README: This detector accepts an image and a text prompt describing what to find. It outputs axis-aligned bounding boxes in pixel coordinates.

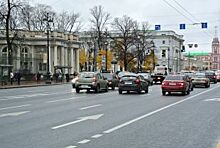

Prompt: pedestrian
[65,73,70,82]
[10,71,14,85]
[37,72,41,83]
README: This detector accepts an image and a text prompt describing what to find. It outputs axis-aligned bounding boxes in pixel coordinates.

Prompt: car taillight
[162,81,167,86]
[177,81,185,86]
[135,79,140,84]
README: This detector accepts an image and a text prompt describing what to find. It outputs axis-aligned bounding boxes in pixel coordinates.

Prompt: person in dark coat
[16,71,21,85]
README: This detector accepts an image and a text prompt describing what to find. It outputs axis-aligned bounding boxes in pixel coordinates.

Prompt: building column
[64,47,68,73]
[70,48,74,74]
[61,46,65,66]
[75,49,79,72]
[53,45,57,73]
[31,46,35,73]
[16,47,21,71]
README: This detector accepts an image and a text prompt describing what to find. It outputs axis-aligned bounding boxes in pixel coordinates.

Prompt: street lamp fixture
[43,13,53,84]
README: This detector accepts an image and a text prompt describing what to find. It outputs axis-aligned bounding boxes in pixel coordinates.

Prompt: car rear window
[165,75,183,80]
[79,73,94,78]
[195,73,206,78]
[121,75,137,80]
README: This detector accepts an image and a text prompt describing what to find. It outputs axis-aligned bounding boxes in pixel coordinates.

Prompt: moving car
[137,73,153,85]
[161,75,190,95]
[102,73,119,90]
[118,73,149,94]
[71,77,78,88]
[75,72,108,93]
[192,72,210,88]
[205,71,217,84]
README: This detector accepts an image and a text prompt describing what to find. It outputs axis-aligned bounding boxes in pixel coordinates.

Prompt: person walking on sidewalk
[36,72,41,83]
[15,71,21,85]
[10,71,14,85]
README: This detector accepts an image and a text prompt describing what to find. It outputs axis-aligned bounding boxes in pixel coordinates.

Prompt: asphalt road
[0,83,220,148]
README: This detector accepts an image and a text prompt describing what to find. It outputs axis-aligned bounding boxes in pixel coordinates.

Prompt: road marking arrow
[51,114,104,130]
[0,111,30,118]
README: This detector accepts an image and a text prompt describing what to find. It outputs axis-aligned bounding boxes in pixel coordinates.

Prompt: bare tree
[54,11,82,33]
[112,15,138,71]
[90,5,110,50]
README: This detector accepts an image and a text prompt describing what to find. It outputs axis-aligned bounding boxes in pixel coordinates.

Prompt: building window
[162,40,165,44]
[1,47,8,64]
[162,50,166,57]
[214,57,218,62]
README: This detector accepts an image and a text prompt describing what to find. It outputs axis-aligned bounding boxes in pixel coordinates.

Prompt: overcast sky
[31,0,220,52]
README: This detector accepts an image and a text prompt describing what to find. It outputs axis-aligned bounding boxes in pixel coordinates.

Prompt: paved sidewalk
[0,80,70,89]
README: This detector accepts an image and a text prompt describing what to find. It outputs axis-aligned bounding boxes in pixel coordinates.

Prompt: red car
[161,75,190,96]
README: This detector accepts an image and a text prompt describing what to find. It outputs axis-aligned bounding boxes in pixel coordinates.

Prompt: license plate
[80,85,90,88]
[125,82,132,84]
[169,83,176,85]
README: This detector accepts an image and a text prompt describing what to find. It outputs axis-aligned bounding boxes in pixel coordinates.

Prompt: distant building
[0,30,80,79]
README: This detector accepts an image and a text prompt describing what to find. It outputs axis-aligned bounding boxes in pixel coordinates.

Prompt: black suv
[205,71,217,84]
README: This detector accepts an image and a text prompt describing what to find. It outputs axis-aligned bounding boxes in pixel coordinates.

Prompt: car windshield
[195,73,206,78]
[79,72,94,78]
[165,75,183,80]
[102,73,113,79]
[138,73,150,78]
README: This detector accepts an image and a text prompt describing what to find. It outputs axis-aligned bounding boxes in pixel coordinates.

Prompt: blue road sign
[201,22,208,29]
[180,24,186,29]
[155,25,161,31]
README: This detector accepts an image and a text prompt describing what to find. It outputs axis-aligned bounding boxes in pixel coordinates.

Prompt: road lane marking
[79,104,102,110]
[91,134,103,139]
[204,98,220,102]
[103,85,220,134]
[0,111,30,118]
[0,104,31,111]
[78,139,90,144]
[0,93,49,101]
[46,97,84,103]
[51,114,103,130]
[65,146,77,148]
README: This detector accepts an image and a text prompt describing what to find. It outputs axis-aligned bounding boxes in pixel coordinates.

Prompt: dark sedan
[102,73,119,90]
[118,74,149,94]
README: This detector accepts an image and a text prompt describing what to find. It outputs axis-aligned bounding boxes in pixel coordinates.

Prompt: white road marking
[0,111,30,118]
[46,97,84,103]
[0,93,49,101]
[103,85,220,134]
[51,114,103,130]
[91,134,103,139]
[204,98,220,102]
[78,139,90,144]
[0,104,31,111]
[65,145,77,148]
[79,104,102,110]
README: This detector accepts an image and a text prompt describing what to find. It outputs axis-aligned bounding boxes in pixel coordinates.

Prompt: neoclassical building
[0,30,80,77]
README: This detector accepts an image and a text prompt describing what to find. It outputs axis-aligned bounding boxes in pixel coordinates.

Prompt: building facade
[0,30,80,79]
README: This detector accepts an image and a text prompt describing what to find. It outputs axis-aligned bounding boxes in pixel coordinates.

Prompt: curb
[0,83,70,89]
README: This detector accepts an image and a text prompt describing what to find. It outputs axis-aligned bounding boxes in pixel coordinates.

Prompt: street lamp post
[150,41,156,71]
[105,42,108,72]
[43,13,53,84]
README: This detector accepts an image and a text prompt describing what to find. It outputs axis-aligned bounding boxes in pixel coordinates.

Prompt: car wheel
[119,90,122,94]
[87,89,90,92]
[112,86,115,90]
[182,91,186,95]
[214,81,217,84]
[191,86,194,91]
[187,89,190,95]
[162,91,166,96]
[76,88,80,93]
[95,85,100,93]
[105,85,108,92]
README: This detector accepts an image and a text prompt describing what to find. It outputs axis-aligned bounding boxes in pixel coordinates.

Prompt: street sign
[201,22,208,28]
[180,24,186,29]
[155,25,161,31]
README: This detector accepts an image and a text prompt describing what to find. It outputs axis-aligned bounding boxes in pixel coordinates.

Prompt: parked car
[75,72,108,93]
[205,71,217,83]
[161,75,190,95]
[118,73,149,94]
[192,72,210,88]
[137,73,153,85]
[216,73,220,82]
[102,73,119,90]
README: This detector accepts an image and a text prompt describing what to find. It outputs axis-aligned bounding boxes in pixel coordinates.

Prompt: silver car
[75,72,108,93]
